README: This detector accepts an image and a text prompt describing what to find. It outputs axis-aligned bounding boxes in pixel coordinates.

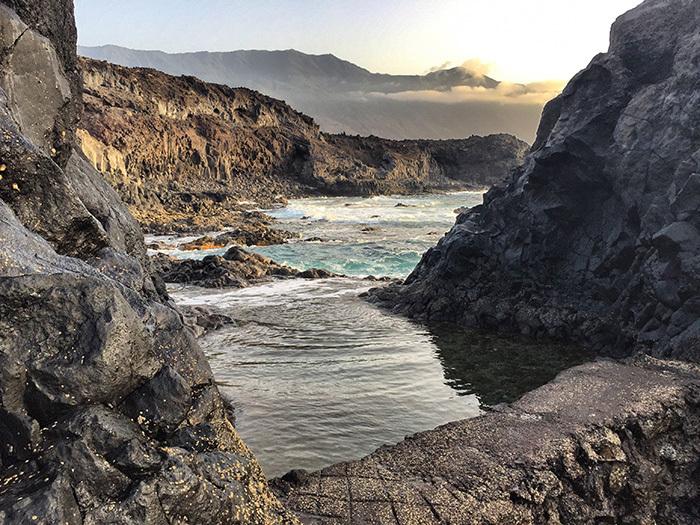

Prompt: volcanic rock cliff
[371,0,700,363]
[77,57,528,232]
[0,2,296,523]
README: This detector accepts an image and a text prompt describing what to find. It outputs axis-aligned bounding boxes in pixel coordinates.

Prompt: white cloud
[368,79,565,105]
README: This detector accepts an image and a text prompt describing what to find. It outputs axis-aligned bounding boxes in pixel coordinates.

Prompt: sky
[75,0,643,83]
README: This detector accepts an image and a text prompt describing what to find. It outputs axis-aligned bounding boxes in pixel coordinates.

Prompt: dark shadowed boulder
[371,0,700,363]
[0,1,297,523]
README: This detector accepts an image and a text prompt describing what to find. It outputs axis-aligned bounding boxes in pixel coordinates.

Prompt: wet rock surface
[277,357,700,524]
[152,246,335,289]
[77,57,528,232]
[0,2,297,523]
[180,305,236,339]
[370,0,700,363]
[178,222,292,251]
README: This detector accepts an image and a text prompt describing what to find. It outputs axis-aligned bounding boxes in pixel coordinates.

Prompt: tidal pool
[172,278,591,478]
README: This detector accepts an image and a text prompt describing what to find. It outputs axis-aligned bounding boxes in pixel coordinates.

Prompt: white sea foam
[153,192,486,278]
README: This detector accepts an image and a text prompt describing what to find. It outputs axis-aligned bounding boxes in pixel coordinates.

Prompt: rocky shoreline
[77,56,528,233]
[276,0,700,523]
[277,357,700,524]
[1,0,698,524]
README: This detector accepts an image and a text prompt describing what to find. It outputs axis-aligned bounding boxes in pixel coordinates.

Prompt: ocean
[157,193,591,477]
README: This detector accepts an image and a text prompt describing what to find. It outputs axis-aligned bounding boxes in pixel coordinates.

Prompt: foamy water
[251,192,484,277]
[163,193,592,478]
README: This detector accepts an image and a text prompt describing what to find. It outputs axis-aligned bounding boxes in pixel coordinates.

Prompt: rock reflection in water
[428,324,593,408]
[171,279,592,478]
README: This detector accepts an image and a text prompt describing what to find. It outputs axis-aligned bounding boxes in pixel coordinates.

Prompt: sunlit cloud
[368,78,565,106]
[405,58,563,105]
[458,58,493,78]
[426,61,452,74]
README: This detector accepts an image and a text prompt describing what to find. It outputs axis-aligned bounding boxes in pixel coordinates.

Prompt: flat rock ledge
[275,357,700,524]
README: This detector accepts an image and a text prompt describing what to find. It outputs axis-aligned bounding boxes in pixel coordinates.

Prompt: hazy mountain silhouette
[80,45,553,142]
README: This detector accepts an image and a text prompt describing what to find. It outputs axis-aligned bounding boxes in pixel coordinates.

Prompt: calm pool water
[162,193,594,477]
[171,278,591,478]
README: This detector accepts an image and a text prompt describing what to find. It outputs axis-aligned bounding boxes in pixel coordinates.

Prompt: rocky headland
[77,57,528,232]
[370,0,700,364]
[0,1,296,523]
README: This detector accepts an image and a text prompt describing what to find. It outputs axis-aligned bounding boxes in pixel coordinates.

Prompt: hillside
[79,45,551,142]
[78,57,528,232]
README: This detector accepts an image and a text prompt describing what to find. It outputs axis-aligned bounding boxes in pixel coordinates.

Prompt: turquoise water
[147,192,484,278]
[159,192,592,478]
[250,193,485,278]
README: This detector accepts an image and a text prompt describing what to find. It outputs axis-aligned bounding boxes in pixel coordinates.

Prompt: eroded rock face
[0,2,296,523]
[277,357,700,524]
[371,0,700,363]
[77,57,529,232]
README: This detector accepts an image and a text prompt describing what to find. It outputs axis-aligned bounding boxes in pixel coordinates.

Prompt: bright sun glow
[75,0,643,83]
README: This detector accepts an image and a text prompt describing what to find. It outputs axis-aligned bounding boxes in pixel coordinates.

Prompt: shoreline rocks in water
[369,0,700,364]
[179,304,236,338]
[77,56,529,232]
[276,357,700,524]
[178,223,293,251]
[152,246,336,288]
[0,2,295,522]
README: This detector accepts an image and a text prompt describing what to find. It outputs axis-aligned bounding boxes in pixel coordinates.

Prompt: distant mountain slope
[79,45,552,142]
[78,57,529,232]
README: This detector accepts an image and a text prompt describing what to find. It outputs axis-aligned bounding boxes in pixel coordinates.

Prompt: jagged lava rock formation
[371,0,700,363]
[77,57,528,232]
[0,1,296,523]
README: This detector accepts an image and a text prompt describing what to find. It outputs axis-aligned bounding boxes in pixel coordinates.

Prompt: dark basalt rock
[370,0,700,363]
[152,246,336,289]
[180,305,236,338]
[0,2,297,523]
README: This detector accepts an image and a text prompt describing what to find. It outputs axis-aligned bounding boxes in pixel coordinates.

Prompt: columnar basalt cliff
[77,57,528,232]
[0,2,296,523]
[371,0,700,363]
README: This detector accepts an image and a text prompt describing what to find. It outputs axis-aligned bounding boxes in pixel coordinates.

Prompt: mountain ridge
[79,44,546,141]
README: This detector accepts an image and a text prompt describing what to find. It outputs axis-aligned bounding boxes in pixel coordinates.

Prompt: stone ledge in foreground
[275,357,700,524]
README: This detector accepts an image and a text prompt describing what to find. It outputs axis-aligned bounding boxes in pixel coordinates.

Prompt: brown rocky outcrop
[0,2,296,523]
[77,57,528,232]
